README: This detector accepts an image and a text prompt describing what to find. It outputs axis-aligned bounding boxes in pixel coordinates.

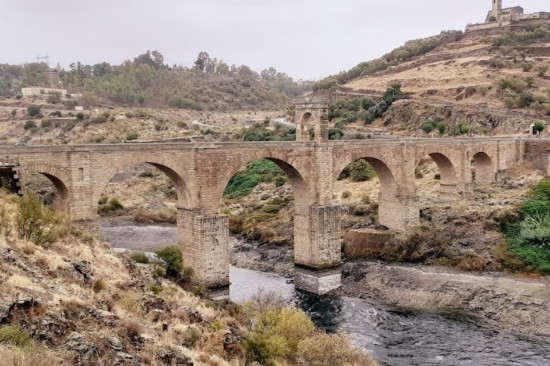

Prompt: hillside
[316,25,550,136]
[0,51,311,112]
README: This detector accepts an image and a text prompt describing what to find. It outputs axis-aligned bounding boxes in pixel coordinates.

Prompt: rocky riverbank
[338,261,550,339]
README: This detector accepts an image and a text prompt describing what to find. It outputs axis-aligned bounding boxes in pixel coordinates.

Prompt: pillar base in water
[209,286,229,301]
[294,266,341,295]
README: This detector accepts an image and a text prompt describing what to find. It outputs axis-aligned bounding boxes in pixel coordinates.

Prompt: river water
[102,223,550,366]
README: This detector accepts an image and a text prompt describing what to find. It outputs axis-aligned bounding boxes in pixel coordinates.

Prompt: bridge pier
[177,208,230,289]
[294,205,343,294]
[378,194,420,231]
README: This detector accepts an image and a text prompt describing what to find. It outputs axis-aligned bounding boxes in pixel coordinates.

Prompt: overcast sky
[0,0,548,79]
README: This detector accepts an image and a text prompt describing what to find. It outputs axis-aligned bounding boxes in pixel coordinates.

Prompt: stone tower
[492,0,502,18]
[294,95,329,142]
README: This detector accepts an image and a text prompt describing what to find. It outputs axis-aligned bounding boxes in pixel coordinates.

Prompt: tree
[27,105,41,117]
[437,123,446,135]
[534,121,545,135]
[134,50,165,69]
[194,51,211,72]
[261,67,277,81]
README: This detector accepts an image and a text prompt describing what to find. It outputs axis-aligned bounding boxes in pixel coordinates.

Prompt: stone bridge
[1,100,549,294]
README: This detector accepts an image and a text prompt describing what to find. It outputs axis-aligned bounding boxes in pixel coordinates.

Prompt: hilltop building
[466,0,550,32]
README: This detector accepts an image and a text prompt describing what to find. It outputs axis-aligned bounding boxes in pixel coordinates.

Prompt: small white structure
[21,87,67,97]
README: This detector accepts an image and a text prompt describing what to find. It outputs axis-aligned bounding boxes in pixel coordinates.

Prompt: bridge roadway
[1,137,548,294]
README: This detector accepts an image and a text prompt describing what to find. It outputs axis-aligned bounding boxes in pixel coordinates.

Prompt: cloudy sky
[0,0,548,79]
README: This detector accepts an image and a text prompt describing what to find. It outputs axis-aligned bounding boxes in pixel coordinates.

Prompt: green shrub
[434,173,441,180]
[244,307,315,364]
[437,123,446,135]
[328,128,344,140]
[533,121,545,134]
[126,133,138,141]
[421,121,434,134]
[518,214,550,249]
[98,198,124,214]
[498,77,526,93]
[458,122,471,135]
[130,251,150,264]
[492,26,550,46]
[15,194,67,248]
[519,200,550,217]
[93,279,106,293]
[23,120,36,130]
[536,64,549,77]
[348,159,377,182]
[0,326,31,347]
[76,112,85,120]
[533,179,550,200]
[40,118,51,128]
[155,245,183,277]
[274,176,286,187]
[98,196,109,205]
[224,159,284,198]
[27,105,41,117]
[503,179,550,273]
[169,95,202,110]
[146,283,162,294]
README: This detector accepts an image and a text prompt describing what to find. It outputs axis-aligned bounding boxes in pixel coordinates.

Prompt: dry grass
[0,344,64,366]
[117,291,143,317]
[6,275,40,291]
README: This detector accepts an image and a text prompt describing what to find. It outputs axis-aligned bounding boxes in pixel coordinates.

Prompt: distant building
[466,0,550,32]
[21,87,67,97]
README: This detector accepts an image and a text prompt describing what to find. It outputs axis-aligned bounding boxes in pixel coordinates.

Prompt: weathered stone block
[294,266,341,295]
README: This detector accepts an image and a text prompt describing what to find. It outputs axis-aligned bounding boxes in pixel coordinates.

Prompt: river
[101,222,550,366]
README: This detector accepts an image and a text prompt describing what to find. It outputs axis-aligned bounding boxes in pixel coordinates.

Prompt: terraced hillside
[318,26,550,136]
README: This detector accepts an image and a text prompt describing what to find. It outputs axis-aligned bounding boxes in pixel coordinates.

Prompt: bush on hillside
[502,179,550,273]
[27,105,41,117]
[14,194,70,248]
[297,332,378,366]
[155,245,183,277]
[243,307,315,364]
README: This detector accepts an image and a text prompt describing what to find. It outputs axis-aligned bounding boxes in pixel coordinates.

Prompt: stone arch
[426,153,457,183]
[92,158,190,213]
[19,162,71,212]
[415,152,459,201]
[298,112,314,141]
[334,156,397,197]
[301,112,312,124]
[217,155,312,208]
[472,152,494,184]
[335,155,399,229]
